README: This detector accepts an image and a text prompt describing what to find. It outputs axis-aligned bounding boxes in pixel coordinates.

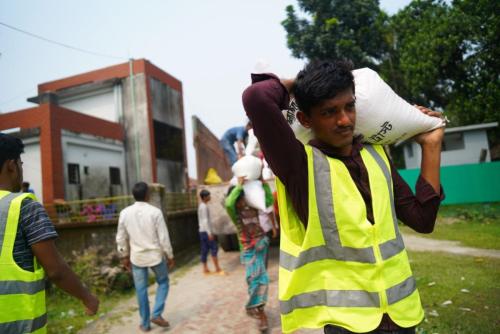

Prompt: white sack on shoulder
[353,68,444,144]
[282,68,445,145]
[243,180,267,211]
[231,155,262,180]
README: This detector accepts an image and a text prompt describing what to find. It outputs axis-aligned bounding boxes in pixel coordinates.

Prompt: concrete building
[0,59,188,203]
[399,122,498,169]
[192,116,232,184]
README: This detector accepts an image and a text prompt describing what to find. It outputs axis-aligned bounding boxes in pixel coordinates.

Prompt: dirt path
[402,234,500,258]
[79,247,321,334]
[79,235,499,334]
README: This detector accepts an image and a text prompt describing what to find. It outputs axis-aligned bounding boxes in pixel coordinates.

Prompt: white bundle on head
[282,68,445,145]
[242,180,267,211]
[231,155,262,181]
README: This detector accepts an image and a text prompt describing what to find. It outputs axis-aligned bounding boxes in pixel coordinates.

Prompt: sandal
[258,310,269,332]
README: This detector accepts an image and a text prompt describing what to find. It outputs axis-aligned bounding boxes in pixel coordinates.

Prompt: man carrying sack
[242,60,445,334]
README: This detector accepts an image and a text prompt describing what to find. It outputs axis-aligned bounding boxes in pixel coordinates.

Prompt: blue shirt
[221,126,248,144]
[13,198,58,272]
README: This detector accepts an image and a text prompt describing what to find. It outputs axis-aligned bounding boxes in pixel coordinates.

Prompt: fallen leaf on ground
[428,281,436,286]
[441,300,453,306]
[459,307,472,311]
[428,310,439,317]
[460,288,470,293]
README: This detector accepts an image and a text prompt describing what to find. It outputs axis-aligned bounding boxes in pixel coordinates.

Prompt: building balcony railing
[44,192,198,225]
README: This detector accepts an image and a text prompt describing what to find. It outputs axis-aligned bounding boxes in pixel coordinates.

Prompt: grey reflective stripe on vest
[279,146,416,315]
[363,146,405,260]
[0,279,45,295]
[279,147,376,271]
[0,312,47,333]
[280,276,418,314]
[0,192,20,252]
[280,289,380,315]
[386,276,417,305]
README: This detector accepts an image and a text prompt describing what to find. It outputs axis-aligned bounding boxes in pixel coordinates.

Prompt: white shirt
[197,202,212,234]
[116,201,173,267]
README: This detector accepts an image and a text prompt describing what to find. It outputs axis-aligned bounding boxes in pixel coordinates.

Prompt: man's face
[298,89,356,153]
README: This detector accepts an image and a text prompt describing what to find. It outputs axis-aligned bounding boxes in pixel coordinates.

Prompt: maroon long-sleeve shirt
[242,73,444,330]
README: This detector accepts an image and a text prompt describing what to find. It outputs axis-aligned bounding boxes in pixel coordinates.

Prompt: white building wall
[441,131,490,166]
[403,129,491,169]
[21,138,43,202]
[59,87,118,122]
[61,132,127,201]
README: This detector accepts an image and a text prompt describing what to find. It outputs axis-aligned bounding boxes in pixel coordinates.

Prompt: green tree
[281,0,389,68]
[282,0,499,127]
[388,0,500,126]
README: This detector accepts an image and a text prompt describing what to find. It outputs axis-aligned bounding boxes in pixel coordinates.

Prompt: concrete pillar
[148,183,165,211]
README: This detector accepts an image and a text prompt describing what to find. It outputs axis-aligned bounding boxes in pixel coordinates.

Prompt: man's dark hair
[22,182,30,188]
[132,182,149,201]
[0,133,24,171]
[200,189,210,200]
[293,60,355,115]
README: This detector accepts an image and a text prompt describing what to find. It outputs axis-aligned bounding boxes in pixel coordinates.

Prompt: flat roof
[395,122,498,147]
[444,122,498,134]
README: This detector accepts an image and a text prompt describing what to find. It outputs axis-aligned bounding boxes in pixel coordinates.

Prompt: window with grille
[67,163,80,184]
[442,133,465,151]
[109,167,121,185]
[153,120,184,162]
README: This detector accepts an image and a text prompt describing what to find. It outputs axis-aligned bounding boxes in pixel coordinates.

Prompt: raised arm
[413,106,445,193]
[393,109,445,233]
[225,184,244,224]
[242,74,307,183]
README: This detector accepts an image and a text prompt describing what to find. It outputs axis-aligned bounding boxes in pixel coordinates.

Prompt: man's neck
[311,140,354,157]
[0,182,14,192]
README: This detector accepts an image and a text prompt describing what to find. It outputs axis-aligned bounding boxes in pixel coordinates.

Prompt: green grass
[409,251,500,333]
[401,202,500,250]
[46,245,199,333]
[47,288,134,334]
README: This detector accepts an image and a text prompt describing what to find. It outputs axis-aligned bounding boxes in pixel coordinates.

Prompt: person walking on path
[21,181,34,194]
[242,60,445,334]
[225,179,270,332]
[0,133,99,334]
[197,189,224,275]
[116,182,175,332]
[220,122,252,165]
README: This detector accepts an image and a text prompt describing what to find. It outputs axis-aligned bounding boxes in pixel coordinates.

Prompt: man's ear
[297,111,312,129]
[6,160,17,173]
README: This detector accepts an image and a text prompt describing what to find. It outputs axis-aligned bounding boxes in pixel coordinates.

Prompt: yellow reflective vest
[276,144,424,333]
[0,190,47,334]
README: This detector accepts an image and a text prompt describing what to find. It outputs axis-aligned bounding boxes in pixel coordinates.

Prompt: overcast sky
[0,0,413,178]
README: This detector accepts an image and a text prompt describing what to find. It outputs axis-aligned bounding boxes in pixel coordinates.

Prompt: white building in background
[0,59,188,203]
[399,122,498,169]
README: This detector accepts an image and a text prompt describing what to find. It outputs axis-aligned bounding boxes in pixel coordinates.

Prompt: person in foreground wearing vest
[0,133,99,334]
[242,60,445,334]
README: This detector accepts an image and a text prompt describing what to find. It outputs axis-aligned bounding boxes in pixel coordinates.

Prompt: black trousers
[324,325,416,334]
